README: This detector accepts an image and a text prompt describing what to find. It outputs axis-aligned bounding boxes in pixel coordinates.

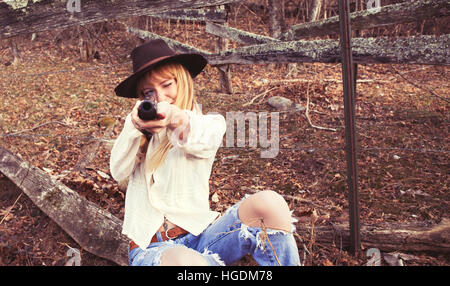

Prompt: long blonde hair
[136,62,196,173]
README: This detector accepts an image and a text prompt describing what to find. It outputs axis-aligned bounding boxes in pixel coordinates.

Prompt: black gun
[138,92,157,139]
[138,93,157,121]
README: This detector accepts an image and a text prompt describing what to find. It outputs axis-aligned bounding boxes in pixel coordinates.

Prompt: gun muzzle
[138,98,157,121]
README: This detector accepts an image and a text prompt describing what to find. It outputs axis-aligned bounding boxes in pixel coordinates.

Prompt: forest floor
[0,11,449,266]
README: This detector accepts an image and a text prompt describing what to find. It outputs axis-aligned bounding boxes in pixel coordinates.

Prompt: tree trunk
[78,27,90,62]
[290,0,324,78]
[217,64,233,94]
[8,39,21,65]
[268,0,286,39]
[214,5,233,94]
[308,0,323,22]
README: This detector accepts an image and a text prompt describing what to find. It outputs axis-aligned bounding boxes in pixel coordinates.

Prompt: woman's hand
[162,102,190,141]
[131,100,166,135]
[130,101,189,137]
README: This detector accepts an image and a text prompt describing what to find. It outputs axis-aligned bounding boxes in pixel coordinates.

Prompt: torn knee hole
[160,246,209,266]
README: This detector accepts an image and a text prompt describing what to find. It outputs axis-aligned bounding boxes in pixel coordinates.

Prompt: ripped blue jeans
[128,198,301,266]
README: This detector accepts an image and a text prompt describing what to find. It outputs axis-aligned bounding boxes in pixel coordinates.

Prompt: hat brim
[114,53,207,98]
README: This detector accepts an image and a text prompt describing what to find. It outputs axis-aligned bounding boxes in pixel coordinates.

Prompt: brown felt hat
[114,39,207,98]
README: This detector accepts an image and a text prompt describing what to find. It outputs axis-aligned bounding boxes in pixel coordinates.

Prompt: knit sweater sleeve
[168,110,226,159]
[110,113,143,182]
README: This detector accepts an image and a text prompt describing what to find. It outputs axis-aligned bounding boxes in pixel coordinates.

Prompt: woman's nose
[156,91,167,103]
[156,93,163,103]
[151,90,161,102]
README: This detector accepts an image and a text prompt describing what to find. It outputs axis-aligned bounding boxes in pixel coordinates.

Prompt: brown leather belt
[129,226,188,251]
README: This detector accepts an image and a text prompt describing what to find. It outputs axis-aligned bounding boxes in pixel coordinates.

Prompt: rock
[294,103,306,111]
[267,96,293,110]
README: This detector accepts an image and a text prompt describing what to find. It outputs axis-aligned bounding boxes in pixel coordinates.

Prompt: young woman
[110,39,300,266]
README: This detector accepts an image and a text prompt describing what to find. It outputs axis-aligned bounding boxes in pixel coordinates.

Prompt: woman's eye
[142,90,156,99]
[163,82,172,88]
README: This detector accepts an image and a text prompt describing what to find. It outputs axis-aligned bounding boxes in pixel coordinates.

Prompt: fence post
[214,5,233,94]
[338,0,361,256]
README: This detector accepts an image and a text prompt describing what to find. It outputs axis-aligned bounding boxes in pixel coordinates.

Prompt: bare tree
[268,0,286,39]
[309,0,323,22]
[288,0,324,77]
[8,38,21,65]
[214,5,233,94]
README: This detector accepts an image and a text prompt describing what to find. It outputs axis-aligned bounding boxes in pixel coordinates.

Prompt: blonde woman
[110,39,300,266]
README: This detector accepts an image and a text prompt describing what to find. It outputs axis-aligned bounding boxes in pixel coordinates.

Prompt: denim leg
[128,241,174,266]
[248,226,301,266]
[128,196,301,266]
[128,236,225,266]
[194,199,301,266]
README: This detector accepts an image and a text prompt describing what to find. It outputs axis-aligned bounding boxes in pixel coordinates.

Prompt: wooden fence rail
[128,27,450,66]
[0,146,129,266]
[0,0,239,38]
[283,0,450,40]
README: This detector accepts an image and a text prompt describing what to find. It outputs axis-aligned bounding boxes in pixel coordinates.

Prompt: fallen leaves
[211,192,219,203]
[0,194,22,225]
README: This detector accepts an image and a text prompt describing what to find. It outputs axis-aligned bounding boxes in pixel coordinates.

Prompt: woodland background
[0,0,448,266]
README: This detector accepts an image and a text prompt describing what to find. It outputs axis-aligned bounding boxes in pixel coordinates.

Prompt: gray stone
[267,96,293,110]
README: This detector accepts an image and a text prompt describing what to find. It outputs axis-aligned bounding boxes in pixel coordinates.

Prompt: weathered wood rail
[0,0,239,38]
[127,28,450,65]
[0,146,129,266]
[283,0,450,40]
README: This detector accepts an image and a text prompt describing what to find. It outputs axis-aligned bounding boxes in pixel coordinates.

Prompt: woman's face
[140,72,178,104]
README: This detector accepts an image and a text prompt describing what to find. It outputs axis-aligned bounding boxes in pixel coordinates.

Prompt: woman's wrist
[168,107,190,141]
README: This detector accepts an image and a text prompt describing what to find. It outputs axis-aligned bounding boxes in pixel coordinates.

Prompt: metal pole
[338,0,360,255]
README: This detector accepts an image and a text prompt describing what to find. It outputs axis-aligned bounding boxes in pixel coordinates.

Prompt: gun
[138,93,157,121]
[138,92,157,139]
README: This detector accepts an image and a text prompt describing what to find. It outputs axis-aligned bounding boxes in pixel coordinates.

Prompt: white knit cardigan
[110,107,226,249]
